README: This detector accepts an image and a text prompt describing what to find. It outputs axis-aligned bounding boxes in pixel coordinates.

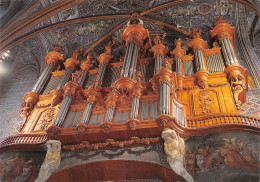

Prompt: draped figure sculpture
[162,128,194,182]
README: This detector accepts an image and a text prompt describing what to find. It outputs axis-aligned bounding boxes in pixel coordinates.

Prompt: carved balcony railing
[186,114,260,129]
[0,133,47,149]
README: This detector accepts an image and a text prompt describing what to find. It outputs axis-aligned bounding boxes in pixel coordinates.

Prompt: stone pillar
[210,18,246,109]
[20,49,64,118]
[188,28,209,89]
[35,140,61,182]
[171,38,186,90]
[54,81,82,127]
[81,40,115,125]
[50,56,80,106]
[162,128,194,182]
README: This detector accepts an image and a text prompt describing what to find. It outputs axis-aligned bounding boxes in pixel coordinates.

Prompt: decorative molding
[62,136,161,151]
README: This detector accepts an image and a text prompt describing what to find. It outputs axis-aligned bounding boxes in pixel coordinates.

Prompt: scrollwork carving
[199,90,213,113]
[38,108,55,130]
[63,136,161,151]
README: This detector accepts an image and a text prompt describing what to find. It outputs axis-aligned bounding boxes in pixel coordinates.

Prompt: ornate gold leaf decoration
[199,90,213,113]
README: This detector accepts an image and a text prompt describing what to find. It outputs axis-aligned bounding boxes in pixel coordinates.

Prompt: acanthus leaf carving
[38,108,55,130]
[199,90,213,113]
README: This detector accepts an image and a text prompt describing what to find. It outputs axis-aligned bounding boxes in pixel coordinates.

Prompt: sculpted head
[161,128,178,142]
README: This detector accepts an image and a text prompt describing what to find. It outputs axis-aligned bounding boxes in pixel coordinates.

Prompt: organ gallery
[0,0,259,181]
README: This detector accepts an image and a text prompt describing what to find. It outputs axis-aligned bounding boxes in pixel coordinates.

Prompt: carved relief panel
[192,89,221,116]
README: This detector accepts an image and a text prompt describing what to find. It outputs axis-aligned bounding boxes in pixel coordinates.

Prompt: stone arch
[47,160,183,182]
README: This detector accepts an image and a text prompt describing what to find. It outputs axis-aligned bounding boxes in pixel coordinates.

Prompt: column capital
[80,54,93,72]
[121,24,149,47]
[158,67,173,86]
[171,38,186,59]
[188,38,208,51]
[63,81,83,99]
[64,57,80,72]
[44,51,65,66]
[210,18,235,45]
[97,53,114,65]
[150,34,169,58]
[105,93,117,109]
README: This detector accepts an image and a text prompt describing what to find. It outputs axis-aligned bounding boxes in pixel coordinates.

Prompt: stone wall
[0,66,37,141]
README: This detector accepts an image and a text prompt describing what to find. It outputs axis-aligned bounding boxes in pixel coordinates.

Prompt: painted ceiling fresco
[5,0,243,71]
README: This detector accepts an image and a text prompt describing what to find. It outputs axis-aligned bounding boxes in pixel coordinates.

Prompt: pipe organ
[5,17,259,153]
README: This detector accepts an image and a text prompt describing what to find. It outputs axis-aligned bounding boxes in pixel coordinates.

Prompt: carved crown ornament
[150,33,169,58]
[170,38,186,59]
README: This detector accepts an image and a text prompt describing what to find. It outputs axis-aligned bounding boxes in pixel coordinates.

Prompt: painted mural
[0,151,45,182]
[185,133,260,182]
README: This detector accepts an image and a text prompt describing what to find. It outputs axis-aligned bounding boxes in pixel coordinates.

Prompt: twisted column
[171,38,186,90]
[188,29,209,89]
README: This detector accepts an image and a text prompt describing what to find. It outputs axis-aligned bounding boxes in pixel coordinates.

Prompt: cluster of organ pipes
[19,18,247,131]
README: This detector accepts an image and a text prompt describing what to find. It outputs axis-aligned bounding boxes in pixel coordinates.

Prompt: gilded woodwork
[20,92,39,119]
[80,54,93,72]
[50,90,63,106]
[2,18,259,153]
[210,17,235,46]
[44,48,65,66]
[121,23,150,47]
[150,33,169,58]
